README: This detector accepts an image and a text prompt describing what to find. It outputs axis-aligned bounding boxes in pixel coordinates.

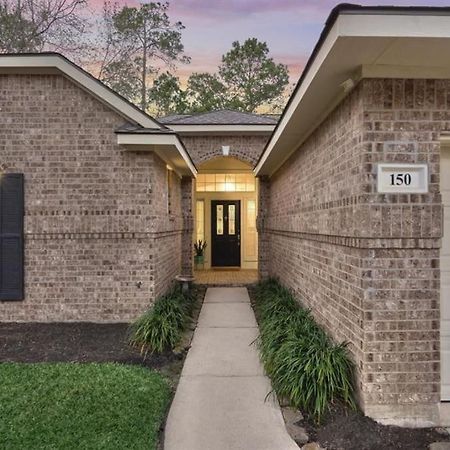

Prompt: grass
[129,286,197,355]
[0,363,171,450]
[254,278,356,423]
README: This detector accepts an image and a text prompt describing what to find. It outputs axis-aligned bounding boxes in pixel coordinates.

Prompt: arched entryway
[193,156,259,284]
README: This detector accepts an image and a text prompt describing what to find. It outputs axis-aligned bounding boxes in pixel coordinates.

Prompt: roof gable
[0,52,165,130]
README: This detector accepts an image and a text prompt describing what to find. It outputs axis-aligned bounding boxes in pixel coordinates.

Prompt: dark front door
[211,200,240,267]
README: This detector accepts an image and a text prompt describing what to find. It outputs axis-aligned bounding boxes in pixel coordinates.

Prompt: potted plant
[194,240,207,269]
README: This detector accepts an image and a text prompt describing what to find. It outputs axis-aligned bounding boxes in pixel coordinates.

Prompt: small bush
[254,278,356,422]
[129,287,196,356]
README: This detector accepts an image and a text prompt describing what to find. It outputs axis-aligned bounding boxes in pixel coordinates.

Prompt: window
[245,199,257,260]
[196,173,255,192]
[196,200,205,242]
[0,173,24,300]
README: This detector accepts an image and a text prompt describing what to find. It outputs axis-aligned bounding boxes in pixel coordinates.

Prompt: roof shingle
[159,109,278,125]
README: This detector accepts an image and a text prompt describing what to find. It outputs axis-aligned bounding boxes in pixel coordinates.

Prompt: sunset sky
[89,0,450,83]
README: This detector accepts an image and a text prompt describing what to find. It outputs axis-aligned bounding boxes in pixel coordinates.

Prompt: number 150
[390,173,412,186]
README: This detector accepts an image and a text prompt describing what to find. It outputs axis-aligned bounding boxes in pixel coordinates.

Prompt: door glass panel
[196,200,204,242]
[216,204,223,235]
[228,204,235,235]
[245,200,257,258]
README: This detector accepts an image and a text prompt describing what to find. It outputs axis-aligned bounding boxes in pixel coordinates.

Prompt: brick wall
[151,155,183,298]
[263,78,447,424]
[182,134,269,166]
[0,74,184,322]
[180,176,194,276]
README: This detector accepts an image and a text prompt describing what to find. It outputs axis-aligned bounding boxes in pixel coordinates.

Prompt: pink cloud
[170,0,331,14]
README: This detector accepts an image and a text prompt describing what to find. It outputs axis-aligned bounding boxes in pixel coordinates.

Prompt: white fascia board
[255,12,450,176]
[0,54,161,129]
[338,13,450,39]
[254,19,340,176]
[117,133,197,177]
[168,124,275,134]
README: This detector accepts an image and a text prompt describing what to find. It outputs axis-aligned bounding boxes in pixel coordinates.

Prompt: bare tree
[0,0,88,54]
[95,1,189,111]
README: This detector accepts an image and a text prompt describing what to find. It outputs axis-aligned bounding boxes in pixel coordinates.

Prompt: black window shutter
[0,174,24,301]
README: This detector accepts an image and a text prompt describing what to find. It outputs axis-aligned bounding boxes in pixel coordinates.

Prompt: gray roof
[115,123,176,134]
[159,109,278,125]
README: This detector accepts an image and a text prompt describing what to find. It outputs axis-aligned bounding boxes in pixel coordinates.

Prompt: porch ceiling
[255,6,450,177]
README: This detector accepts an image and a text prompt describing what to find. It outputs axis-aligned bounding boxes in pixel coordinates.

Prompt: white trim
[254,17,340,176]
[167,124,275,134]
[117,133,197,177]
[255,11,450,176]
[117,133,176,146]
[0,54,161,129]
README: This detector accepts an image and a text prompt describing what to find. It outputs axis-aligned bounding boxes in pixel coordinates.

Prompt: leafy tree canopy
[186,73,227,113]
[149,38,289,116]
[148,71,188,115]
[219,38,289,112]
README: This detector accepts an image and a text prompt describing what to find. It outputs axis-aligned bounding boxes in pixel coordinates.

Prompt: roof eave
[255,5,450,177]
[117,132,197,177]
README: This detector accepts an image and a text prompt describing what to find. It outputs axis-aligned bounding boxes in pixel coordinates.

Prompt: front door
[211,200,240,267]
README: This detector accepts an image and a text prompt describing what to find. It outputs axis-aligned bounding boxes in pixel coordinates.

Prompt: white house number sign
[377,163,428,194]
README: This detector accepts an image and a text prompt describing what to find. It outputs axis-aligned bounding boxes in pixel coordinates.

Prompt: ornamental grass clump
[254,278,356,422]
[129,287,196,356]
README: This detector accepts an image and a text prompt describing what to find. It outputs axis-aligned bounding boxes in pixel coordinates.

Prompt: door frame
[194,191,259,270]
[211,199,241,267]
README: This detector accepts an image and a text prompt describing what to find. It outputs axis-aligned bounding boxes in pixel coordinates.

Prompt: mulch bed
[0,322,180,369]
[302,402,450,450]
[247,286,450,450]
[0,286,206,372]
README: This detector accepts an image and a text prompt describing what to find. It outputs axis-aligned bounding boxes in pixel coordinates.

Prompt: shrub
[254,278,356,422]
[128,286,196,356]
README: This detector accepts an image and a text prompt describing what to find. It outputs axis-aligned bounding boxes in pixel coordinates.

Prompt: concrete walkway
[164,287,298,450]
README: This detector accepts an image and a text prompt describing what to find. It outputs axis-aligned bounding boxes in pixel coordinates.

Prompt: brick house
[1,3,450,427]
[0,54,274,322]
[255,4,450,427]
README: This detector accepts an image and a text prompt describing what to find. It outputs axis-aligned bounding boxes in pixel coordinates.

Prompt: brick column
[257,176,270,279]
[181,176,194,276]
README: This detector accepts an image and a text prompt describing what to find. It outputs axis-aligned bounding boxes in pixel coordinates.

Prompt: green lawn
[0,363,171,450]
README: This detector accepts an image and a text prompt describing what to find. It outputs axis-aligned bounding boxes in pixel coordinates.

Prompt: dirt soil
[302,402,450,450]
[0,287,206,378]
[0,321,181,368]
